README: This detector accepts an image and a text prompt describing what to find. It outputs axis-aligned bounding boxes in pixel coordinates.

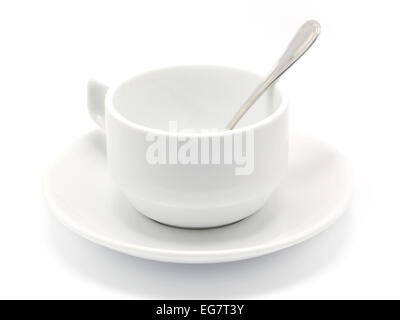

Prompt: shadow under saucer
[44,203,354,299]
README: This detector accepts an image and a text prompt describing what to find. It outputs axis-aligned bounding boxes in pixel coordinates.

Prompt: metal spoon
[225,20,321,130]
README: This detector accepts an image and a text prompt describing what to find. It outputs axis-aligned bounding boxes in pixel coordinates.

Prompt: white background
[1,0,399,299]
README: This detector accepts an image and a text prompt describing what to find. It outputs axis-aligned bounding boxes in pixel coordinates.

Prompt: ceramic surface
[88,66,289,228]
[43,131,352,263]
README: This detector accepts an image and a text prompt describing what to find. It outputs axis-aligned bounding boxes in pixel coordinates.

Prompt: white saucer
[43,130,352,263]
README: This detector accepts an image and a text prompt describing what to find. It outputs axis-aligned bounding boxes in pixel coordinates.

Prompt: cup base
[125,194,270,229]
[145,214,250,230]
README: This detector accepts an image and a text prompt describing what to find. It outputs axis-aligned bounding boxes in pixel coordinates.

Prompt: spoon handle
[225,20,321,130]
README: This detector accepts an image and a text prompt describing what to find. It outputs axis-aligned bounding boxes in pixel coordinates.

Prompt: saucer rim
[43,131,353,263]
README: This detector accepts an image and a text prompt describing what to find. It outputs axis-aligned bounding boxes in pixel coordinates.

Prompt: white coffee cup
[88,65,288,228]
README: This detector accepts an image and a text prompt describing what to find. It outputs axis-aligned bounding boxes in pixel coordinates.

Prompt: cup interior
[111,66,282,131]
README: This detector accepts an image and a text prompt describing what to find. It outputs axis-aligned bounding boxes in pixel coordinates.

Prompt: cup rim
[105,65,289,137]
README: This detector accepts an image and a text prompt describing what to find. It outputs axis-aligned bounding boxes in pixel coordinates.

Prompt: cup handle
[87,79,109,129]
